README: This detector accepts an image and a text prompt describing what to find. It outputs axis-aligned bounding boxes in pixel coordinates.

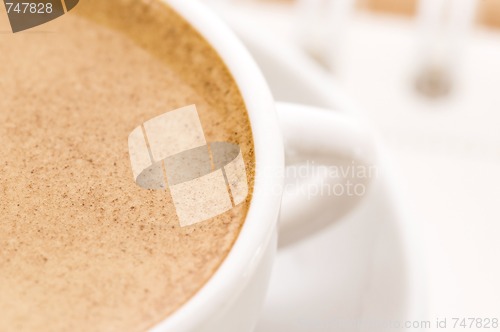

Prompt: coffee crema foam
[0,0,254,331]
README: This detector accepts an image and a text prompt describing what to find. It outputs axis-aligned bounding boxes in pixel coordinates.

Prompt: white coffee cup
[149,1,377,331]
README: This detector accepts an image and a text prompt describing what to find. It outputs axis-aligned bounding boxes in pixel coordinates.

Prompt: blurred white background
[204,0,500,330]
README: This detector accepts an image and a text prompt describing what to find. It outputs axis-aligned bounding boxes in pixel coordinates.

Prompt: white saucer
[213,9,427,332]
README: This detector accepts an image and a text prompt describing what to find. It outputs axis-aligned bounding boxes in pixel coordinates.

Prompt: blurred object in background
[289,0,478,99]
[357,0,418,17]
[204,0,500,103]
[477,0,500,28]
[295,0,356,71]
[414,65,452,99]
[356,0,500,31]
[219,0,500,30]
[414,0,478,98]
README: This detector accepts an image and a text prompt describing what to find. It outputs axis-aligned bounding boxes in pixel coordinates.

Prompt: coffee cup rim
[150,0,284,330]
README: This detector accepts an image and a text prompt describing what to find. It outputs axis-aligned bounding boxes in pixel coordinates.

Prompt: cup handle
[276,102,378,247]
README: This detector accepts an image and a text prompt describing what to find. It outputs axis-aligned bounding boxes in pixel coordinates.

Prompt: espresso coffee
[0,0,254,331]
